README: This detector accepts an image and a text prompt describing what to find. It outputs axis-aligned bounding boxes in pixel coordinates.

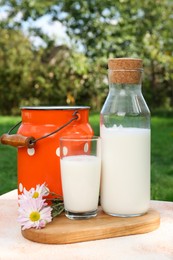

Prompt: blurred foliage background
[0,0,173,115]
[0,0,173,199]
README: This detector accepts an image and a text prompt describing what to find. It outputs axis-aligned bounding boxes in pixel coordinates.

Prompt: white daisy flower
[18,183,49,203]
[17,197,52,230]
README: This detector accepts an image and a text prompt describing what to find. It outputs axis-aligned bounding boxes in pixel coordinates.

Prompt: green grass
[0,116,20,194]
[151,117,173,201]
[0,114,173,202]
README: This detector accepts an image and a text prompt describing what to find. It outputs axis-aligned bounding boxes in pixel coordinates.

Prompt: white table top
[0,189,173,260]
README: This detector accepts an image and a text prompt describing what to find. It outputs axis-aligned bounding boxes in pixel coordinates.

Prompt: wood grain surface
[22,207,160,244]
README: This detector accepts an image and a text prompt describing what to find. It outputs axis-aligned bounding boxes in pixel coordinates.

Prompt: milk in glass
[61,155,101,213]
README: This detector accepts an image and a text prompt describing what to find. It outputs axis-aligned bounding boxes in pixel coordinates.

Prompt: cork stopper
[108,58,143,84]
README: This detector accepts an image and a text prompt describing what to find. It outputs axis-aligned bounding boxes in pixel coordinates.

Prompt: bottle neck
[109,82,142,94]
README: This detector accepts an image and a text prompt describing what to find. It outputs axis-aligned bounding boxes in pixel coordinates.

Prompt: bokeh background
[0,0,173,200]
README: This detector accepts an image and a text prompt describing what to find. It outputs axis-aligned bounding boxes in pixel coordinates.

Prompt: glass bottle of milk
[100,58,150,217]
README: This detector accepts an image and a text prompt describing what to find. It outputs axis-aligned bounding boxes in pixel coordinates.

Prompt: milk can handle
[0,111,79,148]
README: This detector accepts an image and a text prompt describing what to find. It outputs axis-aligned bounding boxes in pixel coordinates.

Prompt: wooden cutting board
[22,207,160,244]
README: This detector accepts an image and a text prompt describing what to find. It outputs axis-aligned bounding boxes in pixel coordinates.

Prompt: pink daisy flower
[18,183,49,203]
[17,197,52,230]
[31,183,50,198]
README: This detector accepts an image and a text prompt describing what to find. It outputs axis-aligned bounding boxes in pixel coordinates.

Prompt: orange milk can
[0,106,94,195]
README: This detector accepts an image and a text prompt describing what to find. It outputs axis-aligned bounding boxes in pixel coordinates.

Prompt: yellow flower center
[32,191,39,198]
[29,211,40,222]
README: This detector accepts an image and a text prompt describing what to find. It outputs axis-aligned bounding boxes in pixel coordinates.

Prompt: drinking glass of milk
[100,58,150,217]
[60,136,101,220]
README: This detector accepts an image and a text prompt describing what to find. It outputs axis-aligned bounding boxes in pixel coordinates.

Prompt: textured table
[0,190,173,260]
